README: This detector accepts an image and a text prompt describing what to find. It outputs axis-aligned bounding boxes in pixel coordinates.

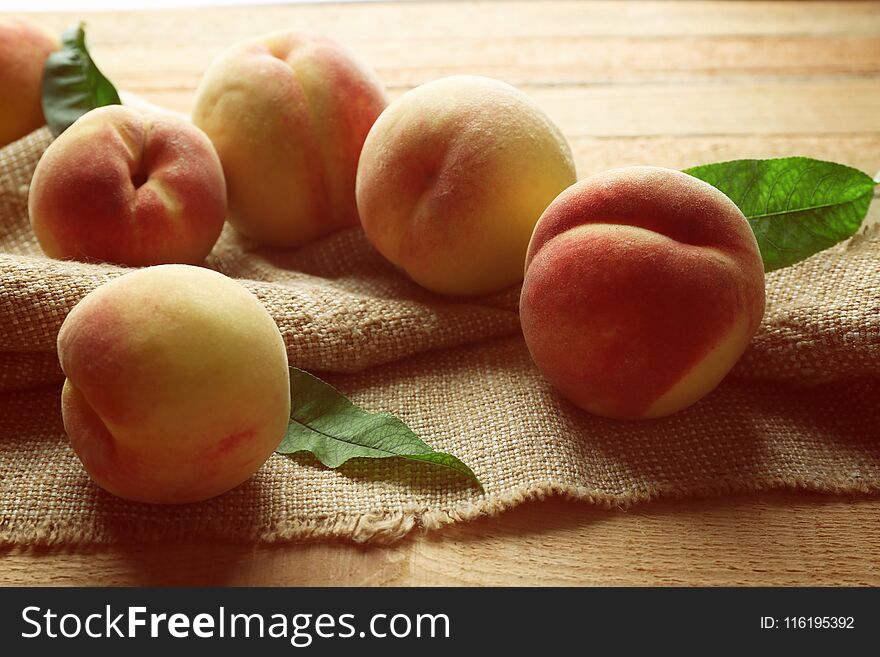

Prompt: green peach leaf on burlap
[41,22,121,137]
[277,368,482,488]
[684,157,876,272]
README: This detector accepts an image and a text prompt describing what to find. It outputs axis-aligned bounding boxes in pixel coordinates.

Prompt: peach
[356,75,577,297]
[28,105,227,266]
[191,31,388,248]
[57,265,291,504]
[0,16,59,147]
[520,167,765,420]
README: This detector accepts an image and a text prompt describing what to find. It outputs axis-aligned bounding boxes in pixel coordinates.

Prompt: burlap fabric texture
[1,127,879,545]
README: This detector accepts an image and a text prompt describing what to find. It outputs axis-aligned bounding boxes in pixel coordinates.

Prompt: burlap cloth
[1,128,878,545]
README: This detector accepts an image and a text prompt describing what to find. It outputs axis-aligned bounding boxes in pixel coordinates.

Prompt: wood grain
[3,0,879,586]
[26,2,880,42]
[2,492,878,586]
[110,80,880,139]
[90,36,880,91]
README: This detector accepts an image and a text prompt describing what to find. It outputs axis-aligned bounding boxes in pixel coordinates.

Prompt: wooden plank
[407,493,880,586]
[121,80,880,139]
[539,81,880,137]
[2,493,878,586]
[24,2,880,42]
[569,134,880,175]
[92,36,880,90]
[0,539,408,587]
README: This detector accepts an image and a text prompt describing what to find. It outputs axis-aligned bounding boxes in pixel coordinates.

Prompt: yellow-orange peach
[0,16,59,147]
[29,105,226,266]
[356,75,577,297]
[520,167,765,420]
[58,265,290,504]
[192,31,388,248]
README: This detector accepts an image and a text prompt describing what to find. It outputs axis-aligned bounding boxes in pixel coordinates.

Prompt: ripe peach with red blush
[29,105,227,266]
[356,75,577,297]
[192,31,388,247]
[0,16,59,146]
[57,265,291,504]
[520,166,765,419]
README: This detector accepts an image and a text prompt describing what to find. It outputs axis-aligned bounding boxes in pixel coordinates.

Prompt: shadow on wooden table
[2,490,878,586]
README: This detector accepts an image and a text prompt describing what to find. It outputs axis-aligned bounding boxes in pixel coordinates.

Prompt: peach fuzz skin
[356,75,577,298]
[0,16,59,147]
[520,167,765,420]
[57,265,291,504]
[192,31,388,248]
[29,105,227,267]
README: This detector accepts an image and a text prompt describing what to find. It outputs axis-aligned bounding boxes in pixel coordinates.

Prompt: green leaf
[277,368,482,488]
[41,22,121,137]
[683,157,876,271]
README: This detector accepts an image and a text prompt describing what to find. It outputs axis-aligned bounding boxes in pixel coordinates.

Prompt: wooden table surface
[3,0,879,586]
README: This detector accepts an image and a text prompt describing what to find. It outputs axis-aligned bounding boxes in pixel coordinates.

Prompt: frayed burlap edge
[2,474,877,547]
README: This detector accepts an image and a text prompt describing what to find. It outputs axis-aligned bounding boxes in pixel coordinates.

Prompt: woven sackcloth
[1,127,879,545]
